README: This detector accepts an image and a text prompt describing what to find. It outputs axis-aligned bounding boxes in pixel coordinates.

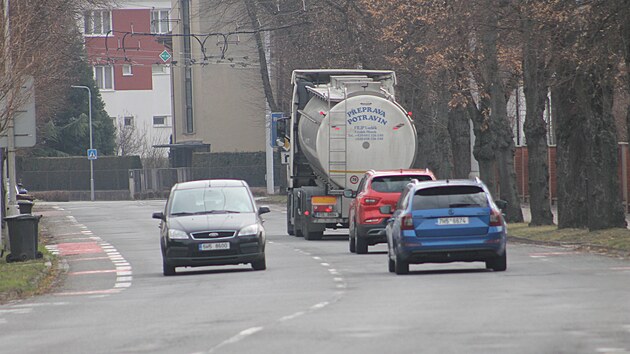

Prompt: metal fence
[129,168,192,196]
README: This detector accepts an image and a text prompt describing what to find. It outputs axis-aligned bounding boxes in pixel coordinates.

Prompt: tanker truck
[280,69,417,240]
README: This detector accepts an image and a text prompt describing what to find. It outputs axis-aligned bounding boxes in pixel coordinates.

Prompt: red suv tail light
[361,197,381,205]
[401,213,414,230]
[489,209,503,226]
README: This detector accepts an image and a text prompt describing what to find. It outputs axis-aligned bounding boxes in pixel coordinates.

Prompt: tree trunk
[479,5,523,222]
[553,67,589,229]
[433,71,454,178]
[467,95,496,191]
[413,84,452,178]
[576,69,626,230]
[522,13,554,226]
[623,3,630,146]
[448,104,472,179]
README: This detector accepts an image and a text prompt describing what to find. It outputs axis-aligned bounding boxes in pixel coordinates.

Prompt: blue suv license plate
[437,217,469,225]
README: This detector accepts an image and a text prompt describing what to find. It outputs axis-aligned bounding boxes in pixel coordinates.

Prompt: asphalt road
[1,200,630,354]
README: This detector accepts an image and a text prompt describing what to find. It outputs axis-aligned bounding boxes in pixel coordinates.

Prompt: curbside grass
[0,247,60,305]
[508,223,630,257]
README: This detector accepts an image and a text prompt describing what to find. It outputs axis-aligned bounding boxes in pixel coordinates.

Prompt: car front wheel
[251,256,267,271]
[163,259,176,276]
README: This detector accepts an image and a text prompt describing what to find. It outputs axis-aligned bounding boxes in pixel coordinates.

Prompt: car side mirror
[379,205,392,214]
[495,200,508,210]
[258,206,271,215]
[152,212,165,220]
[343,189,356,198]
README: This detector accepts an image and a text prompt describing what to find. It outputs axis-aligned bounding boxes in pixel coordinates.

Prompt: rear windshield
[371,175,433,193]
[169,186,254,214]
[412,185,488,210]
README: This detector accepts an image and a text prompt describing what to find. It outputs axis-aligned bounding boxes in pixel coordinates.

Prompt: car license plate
[437,217,469,225]
[315,212,340,218]
[199,242,230,251]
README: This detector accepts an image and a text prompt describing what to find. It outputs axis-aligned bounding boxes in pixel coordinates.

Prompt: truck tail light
[311,196,337,215]
[401,213,414,230]
[489,209,503,226]
[313,205,333,213]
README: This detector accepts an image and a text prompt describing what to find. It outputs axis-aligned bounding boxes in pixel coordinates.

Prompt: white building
[82,0,173,158]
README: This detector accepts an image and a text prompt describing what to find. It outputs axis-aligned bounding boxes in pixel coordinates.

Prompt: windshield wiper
[170,212,195,216]
[193,210,241,215]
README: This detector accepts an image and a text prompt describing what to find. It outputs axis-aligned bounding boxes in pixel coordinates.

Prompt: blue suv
[384,178,507,274]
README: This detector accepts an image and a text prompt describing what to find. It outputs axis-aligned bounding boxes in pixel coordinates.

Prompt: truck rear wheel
[287,217,295,236]
[287,195,295,236]
[302,221,323,240]
[307,231,323,240]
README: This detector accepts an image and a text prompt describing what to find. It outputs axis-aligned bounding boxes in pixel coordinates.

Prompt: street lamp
[71,85,94,201]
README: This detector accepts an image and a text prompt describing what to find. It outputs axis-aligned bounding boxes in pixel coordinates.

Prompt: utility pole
[3,0,17,215]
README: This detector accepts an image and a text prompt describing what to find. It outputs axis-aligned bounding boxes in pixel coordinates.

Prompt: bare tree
[1,0,109,132]
[116,121,144,156]
[518,0,554,226]
[116,120,169,168]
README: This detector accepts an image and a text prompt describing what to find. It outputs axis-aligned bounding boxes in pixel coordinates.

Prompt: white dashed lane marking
[203,246,347,354]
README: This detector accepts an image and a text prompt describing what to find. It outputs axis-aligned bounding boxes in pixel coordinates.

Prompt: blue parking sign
[87,149,98,160]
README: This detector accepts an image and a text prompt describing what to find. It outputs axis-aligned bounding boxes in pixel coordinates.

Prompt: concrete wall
[171,0,267,153]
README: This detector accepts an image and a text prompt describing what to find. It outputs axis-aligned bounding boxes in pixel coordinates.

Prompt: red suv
[346,169,436,254]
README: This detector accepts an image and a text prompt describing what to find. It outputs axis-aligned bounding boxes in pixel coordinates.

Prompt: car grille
[191,230,236,240]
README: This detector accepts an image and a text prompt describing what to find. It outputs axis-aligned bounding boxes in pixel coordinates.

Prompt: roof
[172,179,248,190]
[408,178,486,190]
[291,69,397,85]
[366,169,435,178]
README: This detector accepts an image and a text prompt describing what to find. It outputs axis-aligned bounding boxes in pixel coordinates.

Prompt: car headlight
[168,229,189,240]
[238,223,261,236]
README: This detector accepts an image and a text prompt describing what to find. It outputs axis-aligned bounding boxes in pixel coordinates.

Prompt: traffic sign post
[72,85,95,201]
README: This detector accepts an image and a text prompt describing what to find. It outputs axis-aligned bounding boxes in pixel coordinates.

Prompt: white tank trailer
[282,70,417,240]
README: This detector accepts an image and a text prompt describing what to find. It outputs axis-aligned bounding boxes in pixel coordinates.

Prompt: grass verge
[509,223,630,256]
[0,247,60,305]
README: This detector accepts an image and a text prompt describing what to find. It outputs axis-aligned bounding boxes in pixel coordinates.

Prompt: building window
[124,116,134,127]
[84,10,112,35]
[152,64,168,74]
[151,10,170,33]
[122,64,133,76]
[153,116,168,127]
[94,65,113,90]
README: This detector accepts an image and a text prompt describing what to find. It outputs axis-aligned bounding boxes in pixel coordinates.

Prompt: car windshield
[169,186,255,215]
[412,185,489,210]
[371,175,433,193]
